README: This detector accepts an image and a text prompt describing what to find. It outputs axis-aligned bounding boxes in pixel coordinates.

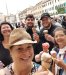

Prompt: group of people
[0,13,66,75]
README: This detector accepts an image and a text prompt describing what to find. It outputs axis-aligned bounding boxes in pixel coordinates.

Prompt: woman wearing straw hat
[0,28,53,75]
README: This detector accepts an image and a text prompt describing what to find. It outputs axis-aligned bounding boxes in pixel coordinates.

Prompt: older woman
[0,28,53,75]
[0,22,13,67]
[51,27,66,75]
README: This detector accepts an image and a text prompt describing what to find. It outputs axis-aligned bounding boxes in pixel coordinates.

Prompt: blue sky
[0,0,41,15]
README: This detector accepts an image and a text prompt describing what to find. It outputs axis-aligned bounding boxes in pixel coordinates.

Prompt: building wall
[18,0,66,21]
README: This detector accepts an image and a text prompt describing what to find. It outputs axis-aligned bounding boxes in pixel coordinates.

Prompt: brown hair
[25,14,35,20]
[53,27,66,36]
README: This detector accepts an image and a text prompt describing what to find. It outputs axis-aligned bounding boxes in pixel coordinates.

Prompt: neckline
[9,63,34,75]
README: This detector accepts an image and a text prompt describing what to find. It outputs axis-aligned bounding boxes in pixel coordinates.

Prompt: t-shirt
[0,42,12,66]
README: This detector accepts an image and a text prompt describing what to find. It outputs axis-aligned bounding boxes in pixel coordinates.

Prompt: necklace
[10,66,32,75]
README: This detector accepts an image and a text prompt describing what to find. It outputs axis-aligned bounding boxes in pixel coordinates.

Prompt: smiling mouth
[20,56,31,61]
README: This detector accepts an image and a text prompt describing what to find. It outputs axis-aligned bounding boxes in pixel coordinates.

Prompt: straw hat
[8,28,37,48]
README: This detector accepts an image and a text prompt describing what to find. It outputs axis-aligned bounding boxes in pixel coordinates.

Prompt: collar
[59,46,66,54]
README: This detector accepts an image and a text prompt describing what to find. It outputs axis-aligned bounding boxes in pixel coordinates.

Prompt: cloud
[0,0,40,15]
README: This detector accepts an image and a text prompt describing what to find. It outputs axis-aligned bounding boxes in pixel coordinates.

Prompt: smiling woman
[0,28,53,75]
[51,27,66,75]
[0,22,13,67]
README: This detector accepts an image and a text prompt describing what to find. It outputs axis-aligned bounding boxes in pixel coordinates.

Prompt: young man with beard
[25,14,43,64]
[25,14,36,39]
[39,13,59,52]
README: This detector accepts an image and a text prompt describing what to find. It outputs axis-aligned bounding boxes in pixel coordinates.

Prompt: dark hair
[53,27,66,47]
[25,14,35,20]
[0,22,14,41]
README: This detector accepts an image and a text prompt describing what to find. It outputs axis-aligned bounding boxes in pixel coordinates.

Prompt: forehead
[13,43,32,48]
[26,18,34,21]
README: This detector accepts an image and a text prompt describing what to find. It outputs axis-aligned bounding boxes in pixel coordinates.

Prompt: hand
[54,58,66,69]
[32,27,36,33]
[35,54,41,62]
[50,50,57,58]
[32,66,53,75]
[33,33,40,42]
[44,34,54,43]
[54,58,62,65]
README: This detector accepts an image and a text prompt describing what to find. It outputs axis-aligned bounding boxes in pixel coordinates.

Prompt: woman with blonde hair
[0,28,53,75]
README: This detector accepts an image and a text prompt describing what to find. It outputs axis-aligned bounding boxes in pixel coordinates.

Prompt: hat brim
[13,39,37,45]
[8,39,37,48]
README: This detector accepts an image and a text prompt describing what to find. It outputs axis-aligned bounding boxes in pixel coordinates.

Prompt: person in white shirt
[51,27,66,75]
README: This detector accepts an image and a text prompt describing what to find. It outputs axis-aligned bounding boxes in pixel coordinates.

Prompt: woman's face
[1,24,12,37]
[54,30,66,46]
[10,43,34,67]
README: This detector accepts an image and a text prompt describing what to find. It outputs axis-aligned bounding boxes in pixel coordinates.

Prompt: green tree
[56,7,65,14]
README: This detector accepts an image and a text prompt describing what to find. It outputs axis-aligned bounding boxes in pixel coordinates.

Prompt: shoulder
[0,67,10,75]
[0,68,5,75]
[50,24,59,32]
[0,64,12,75]
[51,24,59,29]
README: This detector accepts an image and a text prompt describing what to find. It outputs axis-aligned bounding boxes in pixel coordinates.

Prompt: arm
[35,51,43,62]
[54,58,66,70]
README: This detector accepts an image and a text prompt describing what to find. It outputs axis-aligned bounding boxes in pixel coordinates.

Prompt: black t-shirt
[0,42,12,67]
[39,24,58,52]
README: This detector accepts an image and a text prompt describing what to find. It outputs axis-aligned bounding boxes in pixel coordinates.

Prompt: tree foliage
[56,7,65,14]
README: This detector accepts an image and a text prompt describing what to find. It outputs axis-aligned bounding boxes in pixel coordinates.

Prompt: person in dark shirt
[39,13,59,52]
[25,14,35,39]
[0,28,53,75]
[0,22,13,67]
[25,14,43,64]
